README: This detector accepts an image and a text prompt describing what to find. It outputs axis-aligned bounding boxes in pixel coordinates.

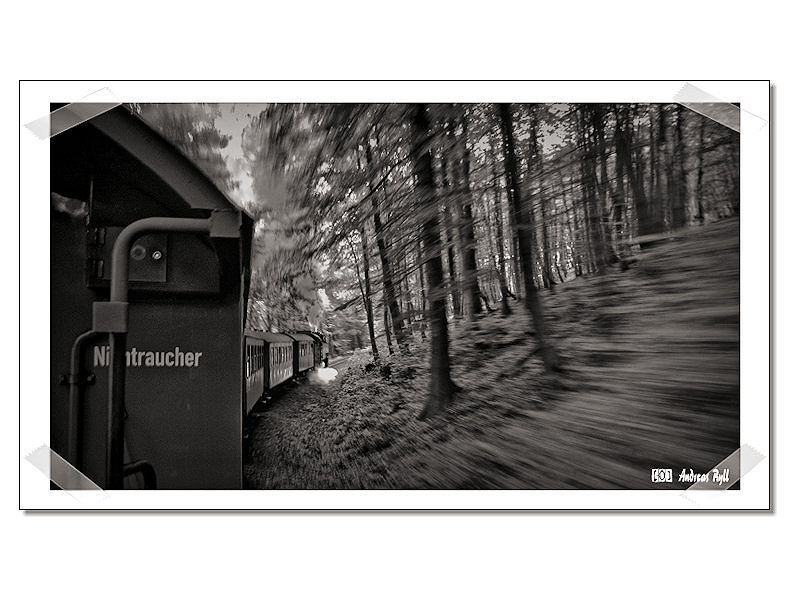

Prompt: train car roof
[51,103,251,219]
[287,333,314,343]
[295,331,325,343]
[245,331,294,343]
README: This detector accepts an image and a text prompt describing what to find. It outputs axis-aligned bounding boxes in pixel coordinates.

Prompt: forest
[138,102,740,488]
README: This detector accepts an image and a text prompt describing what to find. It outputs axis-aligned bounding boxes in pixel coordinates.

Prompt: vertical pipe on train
[94,212,239,489]
[67,330,97,467]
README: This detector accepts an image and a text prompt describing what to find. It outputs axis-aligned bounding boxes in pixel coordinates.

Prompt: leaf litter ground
[244,218,739,489]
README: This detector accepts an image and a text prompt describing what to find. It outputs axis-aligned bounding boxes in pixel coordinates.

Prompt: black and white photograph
[28,85,766,506]
[8,12,784,590]
[7,0,786,584]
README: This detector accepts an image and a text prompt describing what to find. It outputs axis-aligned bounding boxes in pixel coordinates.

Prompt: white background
[4,1,787,588]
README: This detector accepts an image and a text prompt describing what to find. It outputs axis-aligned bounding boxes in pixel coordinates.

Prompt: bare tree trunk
[648,105,657,217]
[455,115,484,317]
[695,114,706,224]
[491,156,511,315]
[612,106,629,248]
[525,105,555,289]
[538,194,554,288]
[577,105,608,273]
[673,103,688,229]
[656,105,670,232]
[590,105,618,265]
[371,177,408,352]
[440,154,463,318]
[348,232,378,359]
[499,103,559,372]
[413,104,457,419]
[626,107,659,238]
[559,181,582,277]
[417,239,427,340]
[504,160,522,298]
[360,224,378,358]
[481,185,499,292]
[582,171,597,274]
[383,304,394,355]
[402,252,415,336]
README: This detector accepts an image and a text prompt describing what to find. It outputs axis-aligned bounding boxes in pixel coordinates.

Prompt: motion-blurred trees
[134,103,238,194]
[138,100,740,419]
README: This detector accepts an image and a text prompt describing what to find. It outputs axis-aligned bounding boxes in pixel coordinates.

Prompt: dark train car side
[243,331,328,411]
[297,330,328,368]
[289,332,316,375]
[50,105,254,490]
[244,331,294,412]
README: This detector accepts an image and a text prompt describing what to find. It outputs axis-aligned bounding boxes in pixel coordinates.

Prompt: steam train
[244,330,328,412]
[50,104,323,489]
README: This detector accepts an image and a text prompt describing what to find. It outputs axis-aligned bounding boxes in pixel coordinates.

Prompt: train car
[297,330,327,368]
[244,332,266,413]
[289,332,316,375]
[243,331,296,411]
[264,333,296,388]
[50,104,254,489]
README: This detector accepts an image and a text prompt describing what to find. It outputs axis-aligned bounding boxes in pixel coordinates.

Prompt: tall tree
[526,104,556,287]
[365,141,409,351]
[618,105,659,238]
[455,114,484,317]
[612,105,629,247]
[490,154,511,315]
[576,104,609,272]
[672,103,688,229]
[413,104,457,419]
[440,142,463,317]
[359,224,378,358]
[695,114,706,223]
[589,105,618,265]
[499,104,559,372]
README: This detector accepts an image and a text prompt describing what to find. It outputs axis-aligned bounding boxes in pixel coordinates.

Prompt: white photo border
[19,80,770,510]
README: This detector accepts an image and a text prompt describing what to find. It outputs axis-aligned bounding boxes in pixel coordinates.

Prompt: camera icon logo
[651,468,673,483]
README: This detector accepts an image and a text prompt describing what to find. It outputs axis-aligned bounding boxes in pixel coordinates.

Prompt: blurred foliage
[135,102,740,355]
[133,103,239,194]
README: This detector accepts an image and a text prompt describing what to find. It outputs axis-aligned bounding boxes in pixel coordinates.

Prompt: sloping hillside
[244,218,740,489]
